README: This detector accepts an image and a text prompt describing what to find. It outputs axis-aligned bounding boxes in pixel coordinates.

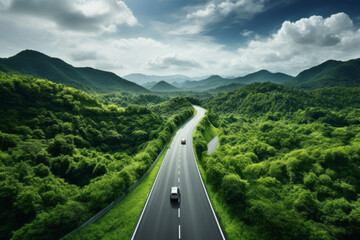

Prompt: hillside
[142,81,158,89]
[181,75,228,91]
[197,82,360,239]
[206,82,360,116]
[151,80,180,91]
[209,83,245,92]
[0,71,194,239]
[232,70,293,84]
[284,58,360,89]
[178,71,292,91]
[0,50,148,93]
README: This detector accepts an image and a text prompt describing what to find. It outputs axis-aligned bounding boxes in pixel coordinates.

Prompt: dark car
[181,139,186,145]
[170,186,181,201]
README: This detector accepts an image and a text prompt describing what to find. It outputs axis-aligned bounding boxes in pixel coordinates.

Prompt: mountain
[179,71,292,91]
[205,81,360,116]
[284,58,360,89]
[209,83,245,92]
[180,75,229,91]
[123,73,196,85]
[0,50,148,93]
[142,81,158,89]
[232,70,293,84]
[151,80,180,91]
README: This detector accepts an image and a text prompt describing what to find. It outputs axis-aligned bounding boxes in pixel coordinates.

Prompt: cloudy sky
[1,0,360,77]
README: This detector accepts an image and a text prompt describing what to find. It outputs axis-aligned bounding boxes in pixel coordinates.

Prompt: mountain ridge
[284,58,360,89]
[0,50,148,93]
[151,80,179,91]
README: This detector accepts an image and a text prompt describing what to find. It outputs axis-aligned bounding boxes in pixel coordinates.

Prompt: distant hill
[180,75,229,91]
[179,71,292,91]
[142,81,158,89]
[284,58,360,89]
[151,80,179,92]
[209,83,245,92]
[232,70,293,84]
[0,50,148,93]
[123,73,203,85]
[205,81,360,116]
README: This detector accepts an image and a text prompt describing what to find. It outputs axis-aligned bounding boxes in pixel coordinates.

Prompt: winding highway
[131,106,225,240]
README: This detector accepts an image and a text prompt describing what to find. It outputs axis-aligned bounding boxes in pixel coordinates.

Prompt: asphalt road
[131,106,225,240]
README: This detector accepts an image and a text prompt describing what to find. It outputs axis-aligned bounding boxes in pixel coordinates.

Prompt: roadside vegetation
[194,82,360,240]
[63,139,170,240]
[0,72,194,240]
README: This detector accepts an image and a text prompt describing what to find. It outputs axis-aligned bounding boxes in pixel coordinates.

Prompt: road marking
[178,170,180,175]
[191,141,226,240]
[178,208,180,218]
[130,143,168,240]
[178,177,180,183]
[179,225,181,239]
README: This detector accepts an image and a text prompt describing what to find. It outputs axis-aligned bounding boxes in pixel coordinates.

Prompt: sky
[1,0,360,77]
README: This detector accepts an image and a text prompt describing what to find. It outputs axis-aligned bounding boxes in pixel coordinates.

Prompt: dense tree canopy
[0,72,194,239]
[195,82,360,239]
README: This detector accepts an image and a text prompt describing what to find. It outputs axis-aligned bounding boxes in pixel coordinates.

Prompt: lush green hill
[0,50,148,93]
[151,80,179,92]
[99,92,168,107]
[142,81,158,89]
[232,70,293,84]
[180,75,228,91]
[0,71,194,239]
[196,82,360,240]
[179,71,292,91]
[206,82,360,116]
[209,83,245,92]
[284,58,360,89]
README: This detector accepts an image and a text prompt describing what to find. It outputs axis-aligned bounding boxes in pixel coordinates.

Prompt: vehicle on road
[170,186,181,201]
[181,139,186,145]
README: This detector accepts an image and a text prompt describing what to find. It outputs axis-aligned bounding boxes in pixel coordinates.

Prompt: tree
[47,137,75,156]
[221,174,248,210]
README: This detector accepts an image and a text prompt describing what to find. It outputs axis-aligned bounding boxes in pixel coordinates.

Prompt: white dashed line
[179,225,181,239]
[178,177,180,183]
[178,208,180,218]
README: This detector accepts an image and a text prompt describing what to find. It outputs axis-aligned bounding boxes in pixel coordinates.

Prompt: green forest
[194,82,360,239]
[2,64,360,240]
[0,72,194,239]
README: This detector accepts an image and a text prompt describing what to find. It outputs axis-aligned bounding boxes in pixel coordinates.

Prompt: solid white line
[179,225,181,239]
[130,147,168,240]
[178,208,180,218]
[190,107,226,240]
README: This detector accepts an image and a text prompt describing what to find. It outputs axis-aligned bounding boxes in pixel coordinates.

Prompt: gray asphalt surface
[207,136,218,154]
[131,106,225,240]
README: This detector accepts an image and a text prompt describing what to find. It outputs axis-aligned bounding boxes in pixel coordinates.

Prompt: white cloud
[172,0,267,35]
[71,50,98,61]
[1,0,138,32]
[233,12,360,74]
[147,55,202,70]
[1,5,360,79]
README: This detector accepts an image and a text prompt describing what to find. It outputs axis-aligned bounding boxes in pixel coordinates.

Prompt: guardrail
[62,144,167,239]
